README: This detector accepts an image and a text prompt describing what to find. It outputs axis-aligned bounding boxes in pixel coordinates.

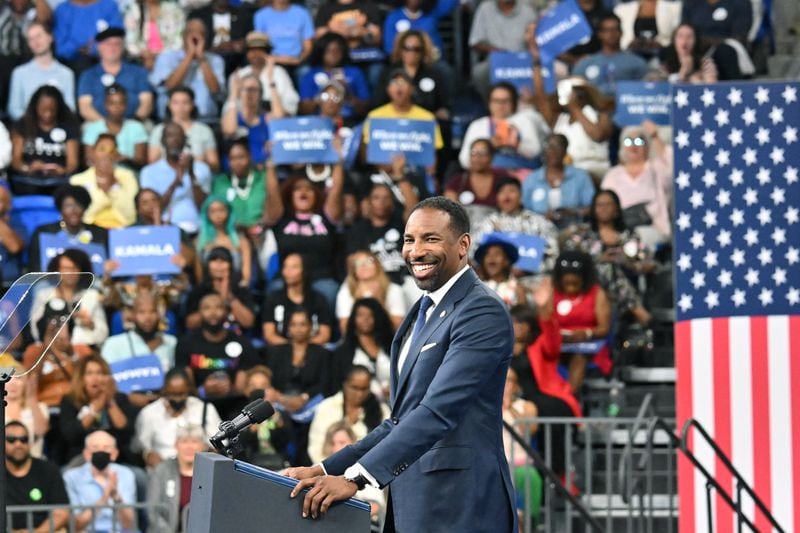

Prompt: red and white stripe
[675,315,800,533]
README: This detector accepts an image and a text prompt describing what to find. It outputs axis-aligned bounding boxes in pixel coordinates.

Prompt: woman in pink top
[600,120,672,248]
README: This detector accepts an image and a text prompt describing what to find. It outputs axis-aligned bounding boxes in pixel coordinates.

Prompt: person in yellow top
[363,69,443,174]
[70,134,139,229]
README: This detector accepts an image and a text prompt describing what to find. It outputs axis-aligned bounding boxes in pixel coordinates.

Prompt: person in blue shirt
[77,27,153,122]
[53,0,123,71]
[149,18,226,123]
[140,121,212,235]
[253,0,314,69]
[62,430,137,532]
[382,0,457,58]
[572,13,650,96]
[298,32,369,120]
[522,134,595,228]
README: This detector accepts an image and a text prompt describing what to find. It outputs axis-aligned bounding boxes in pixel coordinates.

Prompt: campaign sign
[269,117,340,165]
[341,123,363,170]
[613,81,672,126]
[39,233,106,274]
[366,118,436,166]
[561,339,608,354]
[482,231,546,273]
[109,226,181,277]
[490,52,558,95]
[535,0,592,62]
[110,354,165,393]
[286,393,324,424]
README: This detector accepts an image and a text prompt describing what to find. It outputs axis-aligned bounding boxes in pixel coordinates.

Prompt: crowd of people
[0,0,769,529]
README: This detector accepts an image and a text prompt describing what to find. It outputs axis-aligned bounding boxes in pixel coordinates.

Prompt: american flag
[673,81,800,533]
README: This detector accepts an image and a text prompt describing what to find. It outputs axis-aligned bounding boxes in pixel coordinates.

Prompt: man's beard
[202,321,225,334]
[135,325,159,342]
[7,454,29,467]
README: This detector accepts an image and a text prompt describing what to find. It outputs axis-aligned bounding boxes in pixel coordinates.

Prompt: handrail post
[705,482,714,533]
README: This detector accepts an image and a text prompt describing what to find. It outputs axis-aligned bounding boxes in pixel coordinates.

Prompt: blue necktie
[411,295,434,343]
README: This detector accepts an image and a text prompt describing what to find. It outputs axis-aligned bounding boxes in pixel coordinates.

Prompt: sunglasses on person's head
[559,259,583,269]
[319,92,342,103]
[6,435,29,444]
[623,136,647,147]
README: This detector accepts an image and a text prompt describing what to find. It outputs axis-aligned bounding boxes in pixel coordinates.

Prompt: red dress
[553,284,612,375]
[526,317,583,417]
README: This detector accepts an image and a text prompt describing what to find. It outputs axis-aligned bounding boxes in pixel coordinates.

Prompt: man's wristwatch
[344,473,369,491]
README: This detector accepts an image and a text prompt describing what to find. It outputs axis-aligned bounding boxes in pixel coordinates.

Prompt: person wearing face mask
[101,292,178,408]
[175,292,261,399]
[146,424,210,532]
[4,421,71,532]
[133,367,221,468]
[63,430,136,532]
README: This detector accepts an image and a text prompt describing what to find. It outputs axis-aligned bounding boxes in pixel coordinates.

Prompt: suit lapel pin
[439,310,446,318]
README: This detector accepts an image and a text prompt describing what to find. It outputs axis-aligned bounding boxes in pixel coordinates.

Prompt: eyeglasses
[6,435,29,444]
[622,136,647,147]
[353,258,376,268]
[242,86,261,93]
[319,92,342,103]
[470,149,491,157]
[559,259,583,269]
[402,45,423,53]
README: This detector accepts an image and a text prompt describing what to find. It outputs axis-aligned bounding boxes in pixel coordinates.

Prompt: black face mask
[202,321,224,334]
[167,398,187,412]
[134,326,159,342]
[90,451,112,471]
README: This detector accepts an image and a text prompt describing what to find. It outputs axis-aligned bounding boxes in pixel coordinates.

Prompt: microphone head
[247,400,275,424]
[248,389,265,403]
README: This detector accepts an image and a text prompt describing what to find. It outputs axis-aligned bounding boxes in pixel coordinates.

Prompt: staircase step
[619,367,676,383]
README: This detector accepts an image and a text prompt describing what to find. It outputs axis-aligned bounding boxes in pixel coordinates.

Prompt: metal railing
[678,418,786,533]
[508,416,679,533]
[6,502,165,533]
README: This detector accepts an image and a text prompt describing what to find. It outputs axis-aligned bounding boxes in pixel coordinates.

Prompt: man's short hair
[84,430,117,449]
[5,420,28,434]
[410,196,471,237]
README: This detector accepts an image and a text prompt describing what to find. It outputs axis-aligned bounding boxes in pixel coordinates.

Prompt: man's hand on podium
[283,465,323,481]
[289,474,358,519]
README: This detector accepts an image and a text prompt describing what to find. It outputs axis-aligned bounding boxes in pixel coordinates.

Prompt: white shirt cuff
[344,463,380,489]
[317,462,328,475]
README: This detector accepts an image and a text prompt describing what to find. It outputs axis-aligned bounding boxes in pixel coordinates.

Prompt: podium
[186,453,372,533]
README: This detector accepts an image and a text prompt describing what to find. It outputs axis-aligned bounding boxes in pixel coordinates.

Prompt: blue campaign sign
[489,52,557,95]
[39,233,106,274]
[483,231,546,273]
[110,354,165,393]
[109,226,181,277]
[561,339,608,354]
[366,118,436,166]
[613,81,672,126]
[269,117,340,165]
[341,122,363,170]
[535,0,592,62]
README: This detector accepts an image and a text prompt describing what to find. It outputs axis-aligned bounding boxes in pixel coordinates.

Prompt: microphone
[210,399,275,445]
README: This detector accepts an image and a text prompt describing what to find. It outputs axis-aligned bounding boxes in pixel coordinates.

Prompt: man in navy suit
[288,197,517,532]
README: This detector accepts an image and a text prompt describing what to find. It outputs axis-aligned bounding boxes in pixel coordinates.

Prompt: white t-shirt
[335,282,407,320]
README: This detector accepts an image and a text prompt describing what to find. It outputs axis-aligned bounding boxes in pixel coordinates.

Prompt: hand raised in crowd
[532,277,554,318]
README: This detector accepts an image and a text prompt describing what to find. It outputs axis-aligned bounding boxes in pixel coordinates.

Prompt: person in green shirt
[211,139,266,235]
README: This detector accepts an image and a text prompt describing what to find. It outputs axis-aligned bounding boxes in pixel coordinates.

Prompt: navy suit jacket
[323,268,517,532]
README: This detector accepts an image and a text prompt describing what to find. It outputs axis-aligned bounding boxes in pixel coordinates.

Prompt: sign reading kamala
[269,117,339,165]
[110,354,165,393]
[482,231,546,273]
[614,81,672,126]
[39,233,106,274]
[535,0,592,62]
[366,118,436,166]
[109,226,181,277]
[489,52,557,94]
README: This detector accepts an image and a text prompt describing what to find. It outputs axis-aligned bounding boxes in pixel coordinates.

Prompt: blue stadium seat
[9,195,61,245]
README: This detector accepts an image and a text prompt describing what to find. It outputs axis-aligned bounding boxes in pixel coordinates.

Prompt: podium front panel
[186,453,371,533]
